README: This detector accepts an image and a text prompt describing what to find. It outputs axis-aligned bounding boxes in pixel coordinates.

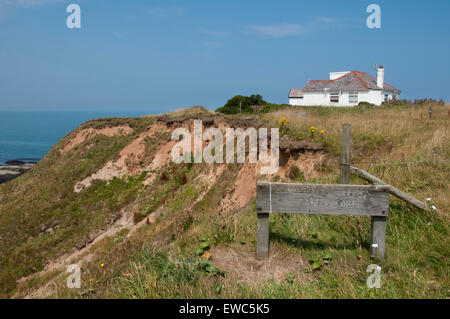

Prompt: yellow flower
[100,263,104,268]
[309,126,317,133]
[319,130,325,134]
[89,278,94,282]
[279,117,288,125]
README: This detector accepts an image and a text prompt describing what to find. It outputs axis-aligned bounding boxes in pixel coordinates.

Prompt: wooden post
[370,216,387,259]
[256,213,269,259]
[350,166,430,211]
[340,124,351,184]
[429,106,432,119]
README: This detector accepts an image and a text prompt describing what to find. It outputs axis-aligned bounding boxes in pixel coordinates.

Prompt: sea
[0,110,151,165]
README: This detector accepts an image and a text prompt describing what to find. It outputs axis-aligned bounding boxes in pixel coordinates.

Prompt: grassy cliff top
[0,104,448,298]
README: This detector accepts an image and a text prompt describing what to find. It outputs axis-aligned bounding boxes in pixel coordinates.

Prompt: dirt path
[14,205,157,299]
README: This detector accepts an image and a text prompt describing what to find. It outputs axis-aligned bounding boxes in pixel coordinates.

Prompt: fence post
[370,216,387,259]
[341,123,386,259]
[429,106,432,119]
[256,213,269,259]
[340,124,351,184]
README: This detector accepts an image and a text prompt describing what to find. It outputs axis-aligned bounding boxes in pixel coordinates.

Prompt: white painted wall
[289,89,396,107]
[329,71,350,80]
[289,98,304,106]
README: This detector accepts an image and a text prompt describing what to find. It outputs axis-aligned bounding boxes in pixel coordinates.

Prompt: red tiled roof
[299,71,401,94]
[289,88,304,98]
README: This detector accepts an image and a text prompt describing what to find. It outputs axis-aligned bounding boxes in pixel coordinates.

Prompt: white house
[289,66,401,107]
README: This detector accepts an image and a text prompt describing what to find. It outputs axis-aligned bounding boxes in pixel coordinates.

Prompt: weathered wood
[340,124,351,184]
[256,182,390,217]
[256,213,269,259]
[350,166,430,211]
[370,216,387,259]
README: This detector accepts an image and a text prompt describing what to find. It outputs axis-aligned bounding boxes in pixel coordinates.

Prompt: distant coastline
[0,158,39,184]
[0,158,40,166]
[0,110,150,166]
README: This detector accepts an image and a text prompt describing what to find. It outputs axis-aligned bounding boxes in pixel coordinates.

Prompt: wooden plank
[370,216,387,259]
[350,166,430,211]
[256,182,390,216]
[340,124,351,184]
[256,213,269,259]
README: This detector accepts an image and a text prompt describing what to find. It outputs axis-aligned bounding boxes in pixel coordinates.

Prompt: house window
[384,94,389,102]
[349,92,358,103]
[330,93,339,103]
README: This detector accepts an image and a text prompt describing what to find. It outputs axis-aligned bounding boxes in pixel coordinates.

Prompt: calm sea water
[0,110,150,165]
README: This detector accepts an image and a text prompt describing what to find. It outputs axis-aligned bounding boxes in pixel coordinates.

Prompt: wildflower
[279,117,288,125]
[88,278,94,282]
[100,263,104,268]
[202,251,212,260]
[426,198,431,202]
[319,130,325,134]
[432,205,437,210]
[309,126,317,133]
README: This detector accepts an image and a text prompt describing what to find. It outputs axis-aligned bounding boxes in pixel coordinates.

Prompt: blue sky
[0,0,449,112]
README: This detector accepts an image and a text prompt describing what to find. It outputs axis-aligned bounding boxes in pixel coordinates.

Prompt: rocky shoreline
[0,159,38,184]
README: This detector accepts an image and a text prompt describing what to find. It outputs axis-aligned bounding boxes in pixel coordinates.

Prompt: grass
[0,104,449,298]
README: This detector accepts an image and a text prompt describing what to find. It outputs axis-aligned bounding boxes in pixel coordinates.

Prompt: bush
[216,94,267,114]
[381,98,445,107]
[358,101,374,108]
[259,103,290,113]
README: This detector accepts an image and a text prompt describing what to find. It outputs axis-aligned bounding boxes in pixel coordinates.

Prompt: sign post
[256,182,390,259]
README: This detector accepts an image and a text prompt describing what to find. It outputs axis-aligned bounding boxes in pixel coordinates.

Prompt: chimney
[377,66,384,89]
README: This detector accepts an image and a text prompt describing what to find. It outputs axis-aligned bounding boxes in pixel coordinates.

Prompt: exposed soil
[60,125,134,154]
[74,123,170,192]
[279,135,323,152]
[14,204,160,299]
[277,151,326,180]
[211,246,309,285]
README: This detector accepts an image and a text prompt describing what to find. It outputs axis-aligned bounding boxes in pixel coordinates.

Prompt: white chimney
[377,66,384,89]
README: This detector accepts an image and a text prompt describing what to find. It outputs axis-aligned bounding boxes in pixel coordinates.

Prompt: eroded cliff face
[1,112,326,298]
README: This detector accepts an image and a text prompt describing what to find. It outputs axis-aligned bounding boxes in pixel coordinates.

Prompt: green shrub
[216,94,267,114]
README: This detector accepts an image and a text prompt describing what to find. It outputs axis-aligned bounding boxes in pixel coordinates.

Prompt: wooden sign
[255,181,390,260]
[256,182,390,217]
